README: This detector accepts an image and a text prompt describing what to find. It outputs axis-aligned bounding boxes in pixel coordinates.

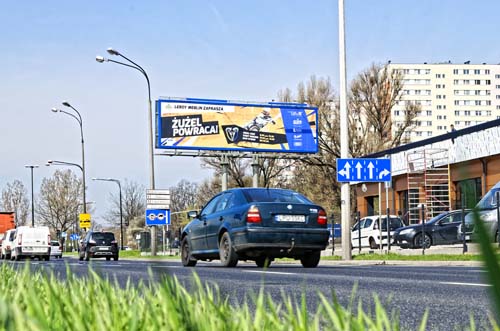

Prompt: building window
[496,105,500,110]
[497,95,500,99]
[476,111,482,116]
[465,121,471,125]
[486,80,491,85]
[427,121,432,126]
[485,69,490,74]
[475,80,481,85]
[496,85,500,89]
[465,111,471,116]
[394,110,400,116]
[495,74,500,79]
[454,110,460,116]
[455,121,460,125]
[453,69,459,74]
[437,115,443,120]
[463,69,469,74]
[426,110,432,116]
[487,100,491,105]
[437,126,443,130]
[487,111,492,116]
[474,69,480,75]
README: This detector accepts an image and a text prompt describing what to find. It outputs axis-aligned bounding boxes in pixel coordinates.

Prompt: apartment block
[388,63,500,141]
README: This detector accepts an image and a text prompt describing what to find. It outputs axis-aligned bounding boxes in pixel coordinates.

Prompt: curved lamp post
[92,177,124,250]
[96,48,157,255]
[51,102,87,214]
[24,165,39,226]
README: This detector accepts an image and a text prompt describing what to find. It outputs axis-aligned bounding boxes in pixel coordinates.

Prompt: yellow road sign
[79,213,91,228]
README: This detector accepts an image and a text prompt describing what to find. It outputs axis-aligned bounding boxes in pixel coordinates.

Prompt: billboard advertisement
[156,98,318,153]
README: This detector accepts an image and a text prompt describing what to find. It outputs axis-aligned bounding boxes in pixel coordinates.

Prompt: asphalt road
[8,257,495,331]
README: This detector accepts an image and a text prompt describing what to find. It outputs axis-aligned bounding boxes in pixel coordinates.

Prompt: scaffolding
[406,149,450,224]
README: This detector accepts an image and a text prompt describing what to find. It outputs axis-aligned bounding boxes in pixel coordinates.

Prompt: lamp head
[95,56,106,63]
[51,107,59,113]
[62,101,71,108]
[107,48,120,56]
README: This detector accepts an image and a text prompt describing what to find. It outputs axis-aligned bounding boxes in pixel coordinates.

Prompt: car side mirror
[187,210,199,219]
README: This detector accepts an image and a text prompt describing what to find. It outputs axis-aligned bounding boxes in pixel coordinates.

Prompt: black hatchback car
[181,188,329,268]
[79,231,119,261]
[394,209,471,248]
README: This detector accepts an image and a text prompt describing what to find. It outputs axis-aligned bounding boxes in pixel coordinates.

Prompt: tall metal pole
[97,49,156,255]
[118,180,124,250]
[339,0,351,260]
[25,165,38,226]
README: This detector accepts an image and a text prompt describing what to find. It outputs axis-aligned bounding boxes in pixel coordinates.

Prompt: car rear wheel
[106,257,111,261]
[181,238,197,267]
[369,238,378,249]
[255,256,272,268]
[414,233,432,248]
[114,255,119,261]
[44,255,50,261]
[300,251,321,268]
[219,232,238,267]
[84,250,90,261]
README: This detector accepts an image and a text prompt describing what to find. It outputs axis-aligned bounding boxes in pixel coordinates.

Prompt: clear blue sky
[1,0,499,223]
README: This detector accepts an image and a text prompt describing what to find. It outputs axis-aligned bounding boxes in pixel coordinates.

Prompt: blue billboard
[156,98,318,153]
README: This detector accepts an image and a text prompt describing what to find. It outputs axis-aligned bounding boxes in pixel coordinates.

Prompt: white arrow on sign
[379,169,390,179]
[338,162,351,179]
[355,162,362,179]
[367,162,375,179]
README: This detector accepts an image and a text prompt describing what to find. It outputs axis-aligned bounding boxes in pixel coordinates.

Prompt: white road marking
[151,265,183,268]
[243,270,297,276]
[439,281,491,287]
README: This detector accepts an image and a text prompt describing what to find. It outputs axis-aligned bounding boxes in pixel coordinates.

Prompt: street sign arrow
[367,162,375,179]
[379,169,390,179]
[355,162,362,179]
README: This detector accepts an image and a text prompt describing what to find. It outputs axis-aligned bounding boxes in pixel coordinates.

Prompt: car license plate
[465,235,470,240]
[99,247,109,251]
[276,215,306,222]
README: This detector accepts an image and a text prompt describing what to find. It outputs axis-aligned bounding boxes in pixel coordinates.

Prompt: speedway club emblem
[225,127,239,143]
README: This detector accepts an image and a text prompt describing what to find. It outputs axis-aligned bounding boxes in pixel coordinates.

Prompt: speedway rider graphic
[244,108,276,132]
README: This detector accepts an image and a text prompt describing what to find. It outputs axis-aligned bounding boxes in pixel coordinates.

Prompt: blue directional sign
[70,234,80,241]
[336,158,391,182]
[146,209,171,226]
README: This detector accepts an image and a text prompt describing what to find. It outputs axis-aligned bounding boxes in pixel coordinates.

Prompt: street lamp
[51,102,87,213]
[96,47,157,254]
[92,177,124,250]
[24,165,39,227]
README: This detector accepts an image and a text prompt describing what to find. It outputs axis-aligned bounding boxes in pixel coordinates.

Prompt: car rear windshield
[92,233,115,243]
[242,189,312,204]
[51,241,60,246]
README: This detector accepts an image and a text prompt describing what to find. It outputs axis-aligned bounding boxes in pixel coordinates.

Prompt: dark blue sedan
[181,188,329,268]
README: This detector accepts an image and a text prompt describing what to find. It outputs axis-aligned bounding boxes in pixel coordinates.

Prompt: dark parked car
[394,209,471,248]
[79,231,119,261]
[181,188,329,268]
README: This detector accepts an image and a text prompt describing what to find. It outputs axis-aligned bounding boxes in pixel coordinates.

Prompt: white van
[11,226,51,261]
[1,229,16,260]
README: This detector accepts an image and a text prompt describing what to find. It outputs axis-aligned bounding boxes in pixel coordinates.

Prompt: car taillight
[317,209,327,225]
[246,206,262,223]
[111,240,117,244]
[47,235,51,244]
[17,234,22,245]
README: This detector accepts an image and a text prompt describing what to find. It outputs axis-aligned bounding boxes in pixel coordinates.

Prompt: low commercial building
[355,118,500,225]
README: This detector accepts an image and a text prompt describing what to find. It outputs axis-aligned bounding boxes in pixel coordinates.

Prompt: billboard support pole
[221,154,229,191]
[252,154,260,188]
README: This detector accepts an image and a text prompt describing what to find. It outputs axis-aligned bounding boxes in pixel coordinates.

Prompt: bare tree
[104,180,146,228]
[0,180,30,226]
[37,170,82,233]
[349,63,419,154]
